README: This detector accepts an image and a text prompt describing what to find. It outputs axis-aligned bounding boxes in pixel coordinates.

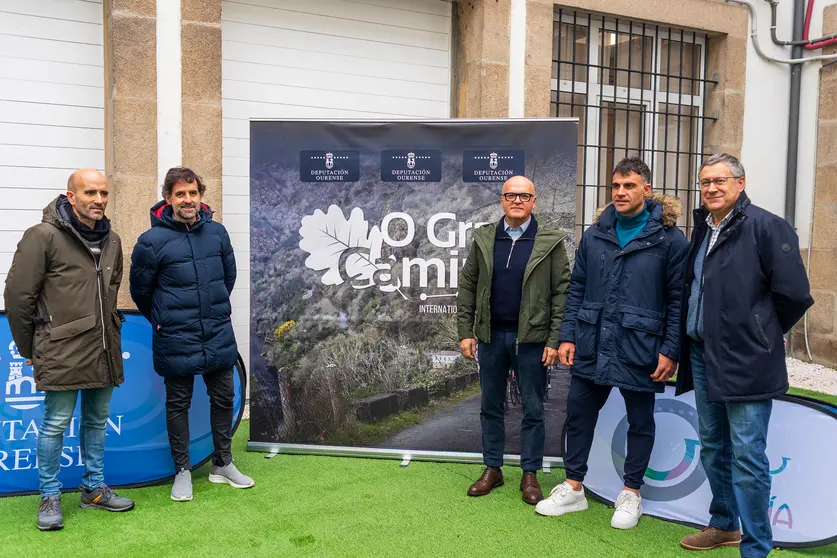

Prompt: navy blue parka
[130,201,238,377]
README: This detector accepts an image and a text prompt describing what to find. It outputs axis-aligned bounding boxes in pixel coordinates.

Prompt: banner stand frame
[247,441,564,470]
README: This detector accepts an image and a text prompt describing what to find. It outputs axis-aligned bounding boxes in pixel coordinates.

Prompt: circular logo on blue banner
[611,398,707,502]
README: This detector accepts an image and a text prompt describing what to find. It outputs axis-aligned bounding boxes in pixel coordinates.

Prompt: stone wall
[792,4,837,366]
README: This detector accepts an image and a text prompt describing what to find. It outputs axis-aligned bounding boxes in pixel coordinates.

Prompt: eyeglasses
[698,176,742,188]
[501,193,534,202]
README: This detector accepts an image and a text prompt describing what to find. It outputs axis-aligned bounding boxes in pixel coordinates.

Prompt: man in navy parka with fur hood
[536,158,688,531]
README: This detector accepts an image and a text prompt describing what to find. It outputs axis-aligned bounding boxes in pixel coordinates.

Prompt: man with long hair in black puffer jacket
[130,166,254,502]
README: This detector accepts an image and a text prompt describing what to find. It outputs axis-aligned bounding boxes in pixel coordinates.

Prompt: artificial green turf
[787,387,837,407]
[1,422,835,558]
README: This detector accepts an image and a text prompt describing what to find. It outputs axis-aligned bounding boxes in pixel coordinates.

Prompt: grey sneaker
[171,469,193,502]
[37,496,64,531]
[80,484,135,512]
[208,462,254,489]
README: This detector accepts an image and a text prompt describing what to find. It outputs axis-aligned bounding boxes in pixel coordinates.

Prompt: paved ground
[378,367,571,457]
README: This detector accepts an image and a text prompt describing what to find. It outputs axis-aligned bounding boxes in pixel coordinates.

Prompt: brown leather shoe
[468,468,504,496]
[520,472,543,505]
[680,527,741,550]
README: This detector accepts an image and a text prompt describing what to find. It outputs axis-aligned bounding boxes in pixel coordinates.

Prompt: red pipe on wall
[803,0,837,50]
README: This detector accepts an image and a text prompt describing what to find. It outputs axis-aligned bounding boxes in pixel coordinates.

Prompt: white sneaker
[535,481,588,517]
[611,489,643,529]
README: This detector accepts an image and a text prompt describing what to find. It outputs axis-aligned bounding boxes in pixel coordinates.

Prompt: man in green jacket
[4,169,135,531]
[457,175,571,504]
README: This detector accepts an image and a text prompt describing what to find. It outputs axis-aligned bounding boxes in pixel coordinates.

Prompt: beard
[175,205,197,221]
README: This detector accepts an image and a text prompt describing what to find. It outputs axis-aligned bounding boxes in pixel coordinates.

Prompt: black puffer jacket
[129,201,237,377]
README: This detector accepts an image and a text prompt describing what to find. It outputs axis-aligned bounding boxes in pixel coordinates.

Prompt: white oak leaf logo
[298,205,405,298]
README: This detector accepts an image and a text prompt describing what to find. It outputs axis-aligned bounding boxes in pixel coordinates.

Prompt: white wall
[740,0,837,249]
[0,0,105,306]
[220,0,454,375]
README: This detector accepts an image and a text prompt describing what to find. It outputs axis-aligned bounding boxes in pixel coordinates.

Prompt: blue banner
[0,312,245,496]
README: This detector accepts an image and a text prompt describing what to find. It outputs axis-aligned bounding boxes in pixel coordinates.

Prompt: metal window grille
[550,8,717,236]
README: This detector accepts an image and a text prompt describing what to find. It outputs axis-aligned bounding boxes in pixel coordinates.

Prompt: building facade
[1,0,836,372]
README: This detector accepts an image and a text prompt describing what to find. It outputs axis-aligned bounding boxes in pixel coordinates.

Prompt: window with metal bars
[550,8,716,236]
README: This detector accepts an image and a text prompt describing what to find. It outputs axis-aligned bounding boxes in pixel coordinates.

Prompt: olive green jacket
[4,197,124,391]
[457,218,571,348]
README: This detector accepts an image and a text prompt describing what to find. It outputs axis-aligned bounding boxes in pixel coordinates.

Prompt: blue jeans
[690,343,773,558]
[38,387,114,497]
[477,330,546,471]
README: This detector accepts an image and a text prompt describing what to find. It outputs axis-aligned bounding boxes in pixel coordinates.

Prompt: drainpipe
[785,0,805,227]
[767,0,837,48]
[725,0,837,63]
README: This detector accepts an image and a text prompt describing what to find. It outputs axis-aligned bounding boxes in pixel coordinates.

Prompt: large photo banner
[576,385,837,547]
[248,119,578,461]
[0,313,246,496]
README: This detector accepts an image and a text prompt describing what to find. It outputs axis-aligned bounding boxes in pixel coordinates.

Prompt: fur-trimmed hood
[593,193,682,227]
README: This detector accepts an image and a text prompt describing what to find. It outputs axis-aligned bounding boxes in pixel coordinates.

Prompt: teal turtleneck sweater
[615,205,650,248]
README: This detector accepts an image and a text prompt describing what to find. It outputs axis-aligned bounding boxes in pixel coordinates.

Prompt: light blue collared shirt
[504,217,531,241]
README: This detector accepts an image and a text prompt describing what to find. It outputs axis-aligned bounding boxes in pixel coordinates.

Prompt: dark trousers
[564,375,656,490]
[164,367,235,471]
[477,329,546,472]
